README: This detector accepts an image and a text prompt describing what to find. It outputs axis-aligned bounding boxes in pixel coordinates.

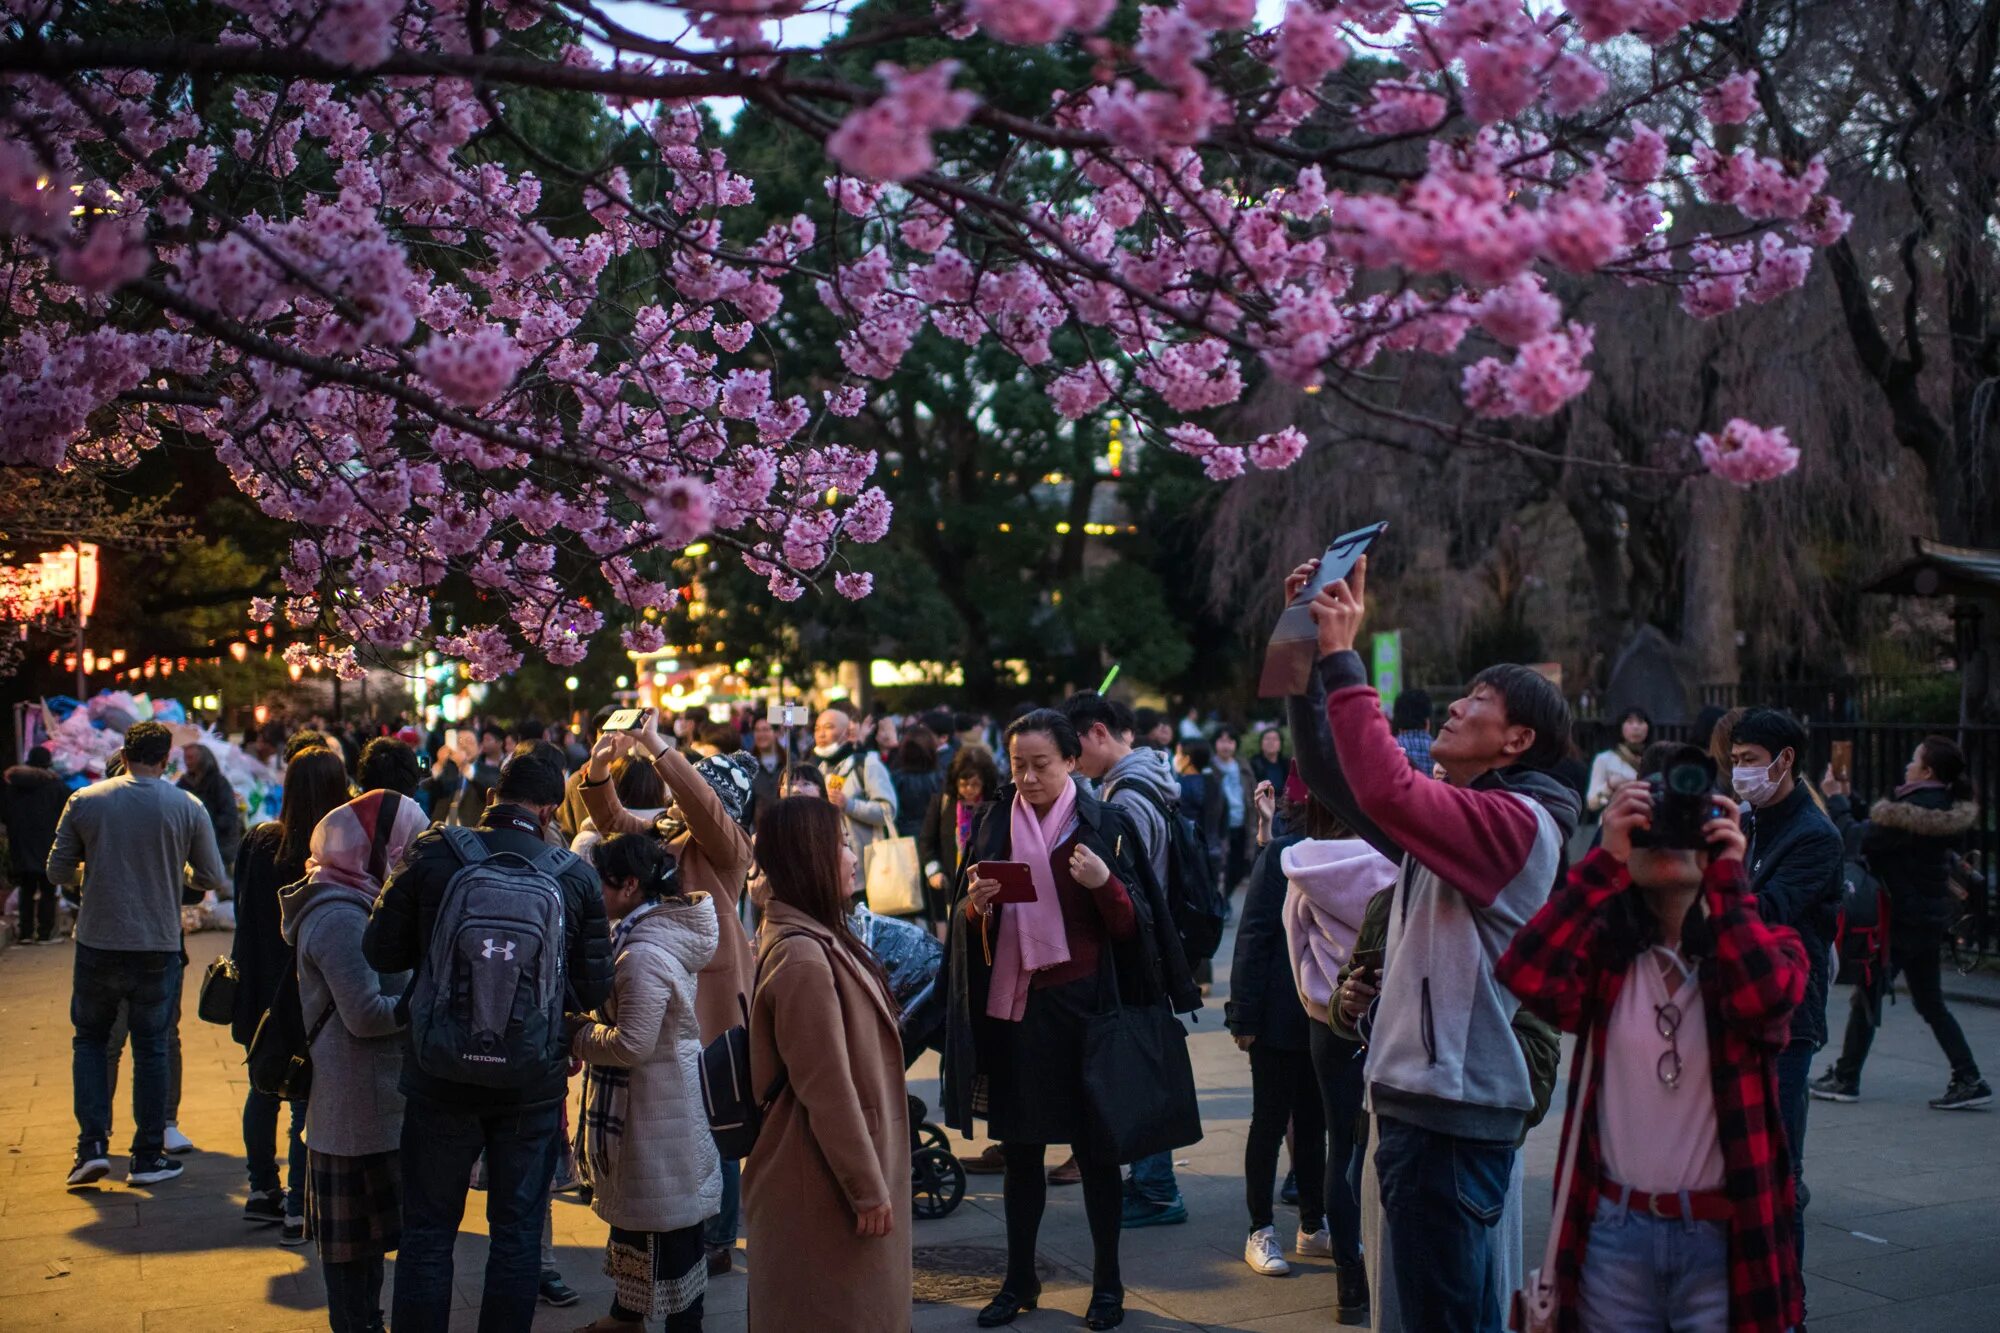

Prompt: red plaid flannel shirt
[1496,849,1807,1333]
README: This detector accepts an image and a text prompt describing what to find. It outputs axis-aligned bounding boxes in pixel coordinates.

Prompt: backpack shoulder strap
[528,843,579,878]
[440,825,490,867]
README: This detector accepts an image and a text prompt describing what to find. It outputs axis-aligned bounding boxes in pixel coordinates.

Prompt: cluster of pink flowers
[1697,419,1799,485]
[0,0,1841,676]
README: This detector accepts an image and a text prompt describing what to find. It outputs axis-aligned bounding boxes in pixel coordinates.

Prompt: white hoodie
[1280,838,1399,1023]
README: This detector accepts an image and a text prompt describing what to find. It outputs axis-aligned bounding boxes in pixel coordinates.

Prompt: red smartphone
[975,862,1037,905]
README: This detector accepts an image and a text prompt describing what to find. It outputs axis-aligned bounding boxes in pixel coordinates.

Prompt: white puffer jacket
[573,892,722,1233]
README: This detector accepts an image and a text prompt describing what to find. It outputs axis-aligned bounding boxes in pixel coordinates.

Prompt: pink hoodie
[1280,838,1399,1023]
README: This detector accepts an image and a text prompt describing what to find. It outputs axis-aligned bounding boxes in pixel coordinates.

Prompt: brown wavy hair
[276,747,353,873]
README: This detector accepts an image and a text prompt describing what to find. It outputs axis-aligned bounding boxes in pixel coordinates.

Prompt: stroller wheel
[915,1122,951,1157]
[912,1146,966,1220]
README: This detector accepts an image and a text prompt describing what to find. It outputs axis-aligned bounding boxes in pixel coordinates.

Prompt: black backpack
[1120,784,1227,963]
[1835,858,1890,989]
[698,932,823,1158]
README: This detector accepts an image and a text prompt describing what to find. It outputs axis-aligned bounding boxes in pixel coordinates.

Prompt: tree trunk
[1681,477,1742,688]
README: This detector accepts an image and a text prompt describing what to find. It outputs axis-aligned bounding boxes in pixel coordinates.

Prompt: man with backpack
[363,751,613,1333]
[1061,691,1225,1228]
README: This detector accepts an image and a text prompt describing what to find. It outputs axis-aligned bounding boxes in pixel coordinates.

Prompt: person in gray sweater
[48,721,226,1188]
[280,789,428,1333]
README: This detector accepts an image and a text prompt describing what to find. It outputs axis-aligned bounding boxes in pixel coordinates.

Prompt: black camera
[1630,763,1718,851]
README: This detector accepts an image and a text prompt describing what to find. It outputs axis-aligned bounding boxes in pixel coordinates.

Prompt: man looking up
[1286,556,1579,1333]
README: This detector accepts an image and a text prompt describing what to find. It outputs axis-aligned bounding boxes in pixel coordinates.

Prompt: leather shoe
[1046,1153,1082,1186]
[1084,1290,1125,1329]
[976,1280,1041,1327]
[962,1144,1009,1175]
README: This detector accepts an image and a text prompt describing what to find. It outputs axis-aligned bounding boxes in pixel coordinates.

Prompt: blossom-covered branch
[0,0,1845,676]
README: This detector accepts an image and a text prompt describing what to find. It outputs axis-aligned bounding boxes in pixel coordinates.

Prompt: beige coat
[571,893,722,1233]
[581,747,755,1044]
[744,902,912,1333]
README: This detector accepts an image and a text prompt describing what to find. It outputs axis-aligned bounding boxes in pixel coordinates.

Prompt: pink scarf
[986,778,1079,1022]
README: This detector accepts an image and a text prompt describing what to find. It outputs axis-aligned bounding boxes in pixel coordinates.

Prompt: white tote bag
[864,836,926,917]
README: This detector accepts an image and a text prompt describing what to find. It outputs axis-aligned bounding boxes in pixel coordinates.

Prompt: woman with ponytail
[1817,736,1990,1109]
[570,832,721,1332]
[741,796,909,1333]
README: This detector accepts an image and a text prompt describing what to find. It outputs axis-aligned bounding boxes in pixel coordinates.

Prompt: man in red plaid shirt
[1497,750,1808,1332]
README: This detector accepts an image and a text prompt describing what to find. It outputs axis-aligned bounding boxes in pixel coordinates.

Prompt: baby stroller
[902,977,965,1220]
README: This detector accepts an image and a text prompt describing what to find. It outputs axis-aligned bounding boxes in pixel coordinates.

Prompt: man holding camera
[1286,557,1579,1332]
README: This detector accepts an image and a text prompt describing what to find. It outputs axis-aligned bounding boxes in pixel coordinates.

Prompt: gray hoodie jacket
[1100,745,1181,888]
[281,878,410,1157]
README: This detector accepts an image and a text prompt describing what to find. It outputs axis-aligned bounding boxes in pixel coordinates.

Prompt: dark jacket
[1745,782,1844,1049]
[1250,755,1289,793]
[3,764,69,878]
[180,768,244,871]
[893,768,943,841]
[1830,786,1978,933]
[1225,835,1310,1051]
[918,792,979,918]
[362,804,613,1111]
[230,822,305,1046]
[940,778,1200,1137]
[1178,769,1226,870]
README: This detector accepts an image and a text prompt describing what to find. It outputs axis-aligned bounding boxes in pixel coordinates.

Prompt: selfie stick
[1098,664,1121,695]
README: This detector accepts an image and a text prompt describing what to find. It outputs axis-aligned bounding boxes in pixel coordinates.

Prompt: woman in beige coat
[744,796,911,1333]
[571,832,721,1332]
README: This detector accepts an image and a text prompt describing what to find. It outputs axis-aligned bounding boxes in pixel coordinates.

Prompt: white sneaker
[162,1124,195,1155]
[1244,1226,1292,1277]
[1296,1226,1333,1258]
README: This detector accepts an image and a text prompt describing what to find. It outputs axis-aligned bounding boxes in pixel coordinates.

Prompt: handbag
[197,953,240,1026]
[864,835,926,917]
[1510,1029,1597,1333]
[245,957,336,1101]
[1080,947,1202,1163]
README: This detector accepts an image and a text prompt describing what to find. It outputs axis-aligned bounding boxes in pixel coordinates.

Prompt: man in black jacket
[364,751,612,1333]
[4,746,70,942]
[1728,707,1844,1291]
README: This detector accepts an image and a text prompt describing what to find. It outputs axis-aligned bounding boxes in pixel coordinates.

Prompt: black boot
[1336,1260,1369,1326]
[1083,1289,1125,1329]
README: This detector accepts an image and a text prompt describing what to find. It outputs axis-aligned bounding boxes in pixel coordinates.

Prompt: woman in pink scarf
[942,710,1169,1333]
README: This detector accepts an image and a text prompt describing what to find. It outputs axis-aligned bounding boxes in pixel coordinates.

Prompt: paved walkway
[3,928,1998,1331]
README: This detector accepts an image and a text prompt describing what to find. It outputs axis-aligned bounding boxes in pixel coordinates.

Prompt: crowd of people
[9,554,1993,1333]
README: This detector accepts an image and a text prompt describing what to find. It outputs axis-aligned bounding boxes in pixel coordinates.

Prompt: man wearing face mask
[1727,707,1843,1292]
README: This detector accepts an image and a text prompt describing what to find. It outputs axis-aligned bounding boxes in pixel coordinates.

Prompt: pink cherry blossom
[827,63,978,183]
[834,571,875,599]
[1248,427,1307,470]
[57,220,149,293]
[1700,70,1759,126]
[1274,1,1349,88]
[415,324,524,408]
[1697,419,1799,485]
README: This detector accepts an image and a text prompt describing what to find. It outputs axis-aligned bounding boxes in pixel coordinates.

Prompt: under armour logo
[481,939,517,961]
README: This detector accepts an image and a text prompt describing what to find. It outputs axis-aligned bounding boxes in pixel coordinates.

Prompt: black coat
[940,779,1201,1137]
[1830,787,1978,933]
[1225,836,1310,1051]
[230,822,304,1046]
[3,765,69,878]
[918,792,978,918]
[1745,783,1845,1049]
[893,768,943,841]
[362,804,613,1111]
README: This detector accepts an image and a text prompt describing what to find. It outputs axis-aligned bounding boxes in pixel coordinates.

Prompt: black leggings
[1003,1141,1123,1296]
[1246,1044,1325,1233]
[1835,924,1981,1083]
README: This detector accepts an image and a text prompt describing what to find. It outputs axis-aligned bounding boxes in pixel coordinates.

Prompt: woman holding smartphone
[941,710,1199,1331]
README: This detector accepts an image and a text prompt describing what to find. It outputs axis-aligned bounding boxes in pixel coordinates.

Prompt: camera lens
[1665,763,1709,795]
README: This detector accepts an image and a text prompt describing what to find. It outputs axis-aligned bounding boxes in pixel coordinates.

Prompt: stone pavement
[3,928,1998,1332]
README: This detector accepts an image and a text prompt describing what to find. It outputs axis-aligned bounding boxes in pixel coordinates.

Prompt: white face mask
[1732,755,1787,808]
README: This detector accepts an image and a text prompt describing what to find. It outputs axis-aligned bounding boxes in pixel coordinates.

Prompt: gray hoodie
[280,878,410,1157]
[1101,745,1182,888]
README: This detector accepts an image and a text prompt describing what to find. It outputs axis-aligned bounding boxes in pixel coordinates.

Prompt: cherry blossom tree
[0,0,1846,678]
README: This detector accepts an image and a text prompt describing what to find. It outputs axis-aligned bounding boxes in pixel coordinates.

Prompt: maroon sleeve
[1090,873,1138,942]
[1325,683,1541,907]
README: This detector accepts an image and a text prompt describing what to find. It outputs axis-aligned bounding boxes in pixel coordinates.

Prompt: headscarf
[307,790,430,903]
[653,750,759,843]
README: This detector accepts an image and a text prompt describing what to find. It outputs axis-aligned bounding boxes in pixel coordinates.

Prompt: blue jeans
[1373,1114,1513,1333]
[243,1088,307,1214]
[704,1157,740,1246]
[1578,1194,1729,1330]
[392,1097,562,1333]
[1128,1150,1179,1205]
[1775,1039,1812,1277]
[71,945,182,1158]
